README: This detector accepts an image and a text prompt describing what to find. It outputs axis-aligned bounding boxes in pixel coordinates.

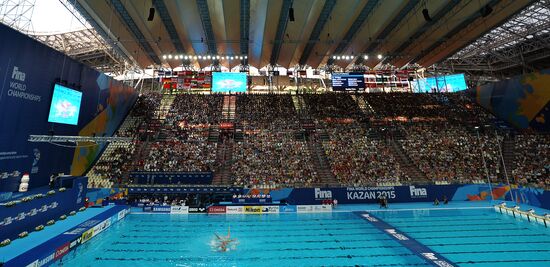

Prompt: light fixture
[336,56,341,60]
[184,56,188,60]
[179,54,183,58]
[162,55,167,59]
[230,56,234,60]
[332,55,336,59]
[168,54,173,59]
[207,55,212,59]
[193,56,197,60]
[363,55,368,60]
[377,54,383,59]
[216,55,220,60]
[245,55,248,59]
[198,55,202,60]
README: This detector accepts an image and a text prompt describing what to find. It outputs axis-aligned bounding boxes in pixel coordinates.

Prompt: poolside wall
[0,177,87,241]
[245,184,550,209]
[0,23,138,192]
[475,68,550,131]
[3,206,130,267]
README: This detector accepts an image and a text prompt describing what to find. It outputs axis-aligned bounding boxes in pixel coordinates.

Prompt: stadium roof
[65,0,535,70]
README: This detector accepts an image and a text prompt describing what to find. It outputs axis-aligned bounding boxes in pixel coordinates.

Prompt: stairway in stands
[388,139,428,184]
[222,95,236,120]
[501,134,516,182]
[356,95,376,116]
[154,95,176,140]
[307,132,338,187]
[214,139,235,185]
[291,95,307,117]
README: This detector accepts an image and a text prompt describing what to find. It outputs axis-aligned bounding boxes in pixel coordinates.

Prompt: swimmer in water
[213,226,238,252]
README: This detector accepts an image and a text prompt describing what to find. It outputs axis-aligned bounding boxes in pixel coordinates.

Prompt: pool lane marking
[355,211,457,267]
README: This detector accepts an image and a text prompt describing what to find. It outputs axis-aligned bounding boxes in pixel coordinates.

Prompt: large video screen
[212,72,247,93]
[47,84,83,125]
[412,73,467,93]
[331,73,365,91]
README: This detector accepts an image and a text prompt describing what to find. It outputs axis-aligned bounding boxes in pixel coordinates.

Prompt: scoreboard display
[331,73,365,91]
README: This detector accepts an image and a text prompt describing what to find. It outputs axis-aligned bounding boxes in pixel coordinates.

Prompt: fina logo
[314,188,332,199]
[11,66,26,82]
[409,186,427,198]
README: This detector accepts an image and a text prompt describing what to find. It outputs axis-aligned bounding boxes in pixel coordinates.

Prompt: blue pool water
[54,207,550,267]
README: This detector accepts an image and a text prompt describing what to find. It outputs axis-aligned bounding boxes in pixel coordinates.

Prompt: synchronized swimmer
[212,227,238,252]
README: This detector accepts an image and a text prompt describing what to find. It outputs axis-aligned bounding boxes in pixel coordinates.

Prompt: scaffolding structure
[439,0,550,82]
[32,28,129,75]
[0,0,35,32]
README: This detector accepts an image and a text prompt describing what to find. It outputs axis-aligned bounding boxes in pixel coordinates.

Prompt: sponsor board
[297,205,313,213]
[188,207,206,213]
[226,206,244,214]
[279,205,297,213]
[208,206,226,214]
[25,252,55,267]
[170,206,189,214]
[244,206,262,214]
[91,219,111,237]
[297,205,332,213]
[261,206,279,214]
[313,204,332,212]
[152,206,171,213]
[54,242,70,260]
[80,228,94,244]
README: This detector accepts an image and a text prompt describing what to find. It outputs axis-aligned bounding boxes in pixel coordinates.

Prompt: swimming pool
[54,207,550,267]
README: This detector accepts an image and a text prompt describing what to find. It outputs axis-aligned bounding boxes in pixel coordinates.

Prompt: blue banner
[130,171,214,184]
[128,186,242,194]
[0,23,137,192]
[279,185,460,205]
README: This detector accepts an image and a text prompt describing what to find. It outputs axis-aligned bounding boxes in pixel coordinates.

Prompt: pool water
[55,208,550,267]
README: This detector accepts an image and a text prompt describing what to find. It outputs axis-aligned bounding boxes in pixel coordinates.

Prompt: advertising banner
[80,228,94,244]
[285,186,460,205]
[261,206,279,214]
[151,206,171,213]
[279,205,297,213]
[226,206,244,214]
[170,206,189,214]
[207,206,227,214]
[188,207,206,213]
[244,206,262,214]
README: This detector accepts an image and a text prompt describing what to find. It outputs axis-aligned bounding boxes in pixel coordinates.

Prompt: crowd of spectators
[137,138,217,172]
[230,129,317,187]
[303,93,363,119]
[323,124,407,185]
[88,91,549,189]
[399,123,500,183]
[165,94,223,125]
[513,134,550,188]
[236,94,299,127]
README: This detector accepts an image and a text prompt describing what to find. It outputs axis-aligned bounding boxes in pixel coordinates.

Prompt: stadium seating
[86,92,549,189]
